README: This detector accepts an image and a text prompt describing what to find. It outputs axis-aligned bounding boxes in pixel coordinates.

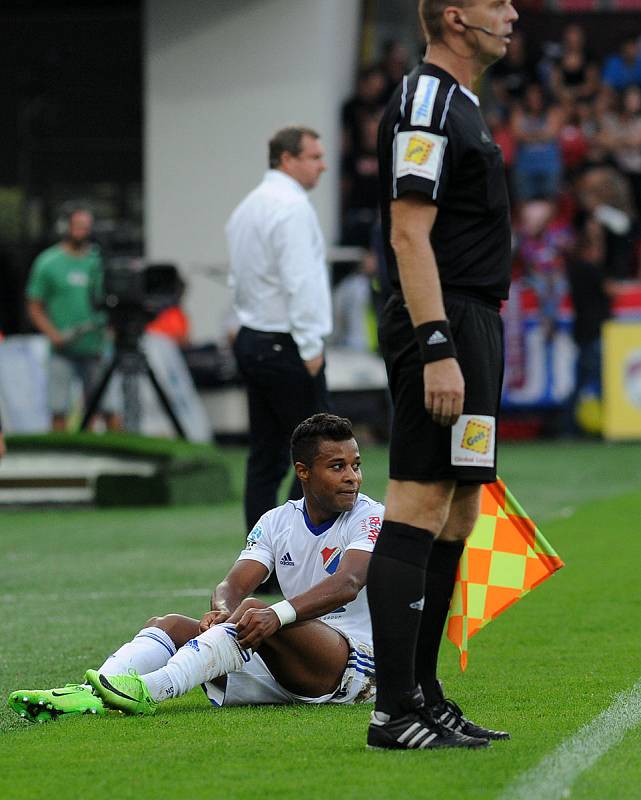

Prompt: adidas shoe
[85,669,158,716]
[367,688,489,750]
[7,683,105,723]
[427,681,509,740]
[430,696,510,741]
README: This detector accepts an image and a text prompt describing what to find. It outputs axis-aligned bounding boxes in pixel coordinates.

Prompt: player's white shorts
[202,637,375,707]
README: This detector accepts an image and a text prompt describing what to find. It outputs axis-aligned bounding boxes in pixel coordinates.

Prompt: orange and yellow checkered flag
[447,478,564,671]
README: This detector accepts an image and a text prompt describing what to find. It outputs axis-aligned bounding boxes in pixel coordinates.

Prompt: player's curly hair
[419,0,471,42]
[290,413,355,467]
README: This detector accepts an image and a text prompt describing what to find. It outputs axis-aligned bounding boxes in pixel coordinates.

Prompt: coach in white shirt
[227,125,332,556]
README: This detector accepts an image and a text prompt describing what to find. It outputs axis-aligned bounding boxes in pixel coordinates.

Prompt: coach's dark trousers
[233,326,329,533]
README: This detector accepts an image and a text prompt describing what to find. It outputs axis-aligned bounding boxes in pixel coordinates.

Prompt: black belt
[240,327,296,344]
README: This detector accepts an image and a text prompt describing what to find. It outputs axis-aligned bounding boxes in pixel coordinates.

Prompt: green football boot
[7,683,105,723]
[84,669,158,716]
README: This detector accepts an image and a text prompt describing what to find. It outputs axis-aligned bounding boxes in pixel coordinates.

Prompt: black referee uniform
[377,63,512,484]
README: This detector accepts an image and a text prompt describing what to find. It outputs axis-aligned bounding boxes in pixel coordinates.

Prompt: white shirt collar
[459,85,480,106]
[264,169,307,196]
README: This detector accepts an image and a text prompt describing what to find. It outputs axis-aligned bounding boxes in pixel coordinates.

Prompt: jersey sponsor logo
[410,75,440,127]
[395,130,446,183]
[451,415,496,468]
[321,546,342,575]
[246,523,262,550]
[362,514,382,545]
[279,551,295,566]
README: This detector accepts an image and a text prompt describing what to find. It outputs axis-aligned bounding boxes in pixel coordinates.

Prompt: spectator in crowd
[602,35,641,92]
[566,215,615,434]
[558,93,589,180]
[226,126,331,593]
[548,23,600,103]
[25,205,119,432]
[516,198,574,341]
[379,39,411,103]
[341,66,386,161]
[489,30,535,102]
[598,85,641,217]
[576,165,639,280]
[341,109,382,247]
[511,83,565,203]
[574,87,617,171]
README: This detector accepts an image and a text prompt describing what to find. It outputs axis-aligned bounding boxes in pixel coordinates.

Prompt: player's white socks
[141,623,250,702]
[97,627,177,676]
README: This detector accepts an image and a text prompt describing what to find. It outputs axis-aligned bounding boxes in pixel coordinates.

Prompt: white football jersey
[237,493,384,646]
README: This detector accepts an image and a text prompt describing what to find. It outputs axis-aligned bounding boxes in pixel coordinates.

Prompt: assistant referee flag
[447,479,564,671]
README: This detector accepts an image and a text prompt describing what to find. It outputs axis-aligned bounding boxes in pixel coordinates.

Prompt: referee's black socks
[367,520,435,718]
[415,537,465,706]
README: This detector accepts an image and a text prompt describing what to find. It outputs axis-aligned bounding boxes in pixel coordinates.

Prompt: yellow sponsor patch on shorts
[461,418,492,455]
[451,415,496,468]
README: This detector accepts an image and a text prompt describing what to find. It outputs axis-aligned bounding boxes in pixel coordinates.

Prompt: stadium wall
[144,0,361,342]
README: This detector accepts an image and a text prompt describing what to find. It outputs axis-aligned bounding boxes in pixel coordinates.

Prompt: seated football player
[9,414,382,720]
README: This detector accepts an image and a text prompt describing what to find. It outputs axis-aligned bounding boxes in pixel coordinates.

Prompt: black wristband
[415,320,457,364]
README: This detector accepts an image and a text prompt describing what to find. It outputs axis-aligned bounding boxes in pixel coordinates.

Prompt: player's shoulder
[262,498,309,536]
[346,493,385,522]
[394,64,459,132]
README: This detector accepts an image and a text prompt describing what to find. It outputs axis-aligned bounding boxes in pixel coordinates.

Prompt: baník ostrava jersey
[237,493,384,646]
[378,63,512,302]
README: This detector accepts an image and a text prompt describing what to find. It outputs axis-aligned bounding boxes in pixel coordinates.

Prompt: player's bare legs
[383,478,455,534]
[145,614,201,648]
[439,484,482,542]
[141,602,349,697]
[228,598,349,697]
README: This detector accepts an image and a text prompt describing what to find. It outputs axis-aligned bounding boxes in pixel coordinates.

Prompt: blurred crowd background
[1,0,640,443]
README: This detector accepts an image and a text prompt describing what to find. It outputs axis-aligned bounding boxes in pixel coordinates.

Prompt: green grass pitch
[1,441,641,800]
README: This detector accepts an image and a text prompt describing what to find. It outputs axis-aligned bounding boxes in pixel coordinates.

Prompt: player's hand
[303,354,324,377]
[199,609,230,632]
[423,358,465,426]
[235,607,282,649]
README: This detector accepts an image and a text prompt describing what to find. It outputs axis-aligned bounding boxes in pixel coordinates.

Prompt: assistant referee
[366,0,519,751]
[226,126,331,550]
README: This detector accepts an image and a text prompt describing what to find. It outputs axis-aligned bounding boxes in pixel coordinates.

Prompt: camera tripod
[79,313,187,438]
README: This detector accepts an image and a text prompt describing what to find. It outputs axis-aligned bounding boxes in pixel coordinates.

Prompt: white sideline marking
[500,679,641,800]
[0,588,211,604]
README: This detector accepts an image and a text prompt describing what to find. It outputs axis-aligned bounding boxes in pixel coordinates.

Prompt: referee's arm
[390,193,464,427]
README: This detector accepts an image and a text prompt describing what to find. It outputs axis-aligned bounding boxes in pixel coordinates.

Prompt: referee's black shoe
[427,682,510,741]
[367,688,489,750]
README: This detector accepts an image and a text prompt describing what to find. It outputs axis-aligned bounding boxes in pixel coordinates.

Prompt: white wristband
[270,600,297,627]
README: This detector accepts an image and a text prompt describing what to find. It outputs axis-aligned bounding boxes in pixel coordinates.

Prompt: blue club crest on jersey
[321,546,342,575]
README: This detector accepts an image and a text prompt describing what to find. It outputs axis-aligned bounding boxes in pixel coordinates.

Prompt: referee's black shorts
[378,292,504,485]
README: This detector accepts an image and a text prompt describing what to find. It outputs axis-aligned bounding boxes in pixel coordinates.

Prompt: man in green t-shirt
[26,206,119,431]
